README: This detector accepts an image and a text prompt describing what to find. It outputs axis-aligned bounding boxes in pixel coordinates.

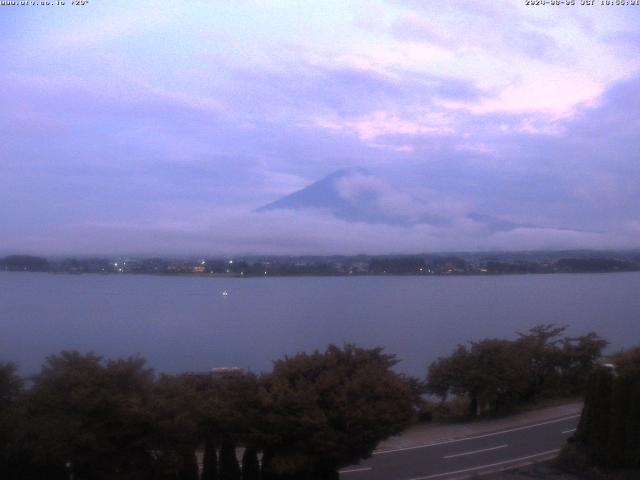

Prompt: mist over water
[1,271,639,378]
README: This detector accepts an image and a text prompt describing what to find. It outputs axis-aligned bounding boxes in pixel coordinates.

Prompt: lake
[1,271,639,377]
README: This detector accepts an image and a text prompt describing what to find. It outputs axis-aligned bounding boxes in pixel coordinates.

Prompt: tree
[609,347,640,467]
[516,325,607,397]
[0,362,24,479]
[572,346,640,468]
[261,449,275,480]
[427,325,609,417]
[560,332,609,394]
[26,351,157,480]
[574,366,613,465]
[191,370,262,479]
[241,447,260,480]
[612,346,640,378]
[260,344,415,479]
[201,436,219,480]
[516,324,567,399]
[151,374,203,480]
[219,439,241,480]
[425,346,467,401]
[427,339,529,415]
[177,451,199,480]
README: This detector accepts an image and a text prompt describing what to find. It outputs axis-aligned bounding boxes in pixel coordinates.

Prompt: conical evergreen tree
[573,351,640,468]
[575,366,612,464]
[612,346,640,467]
[606,376,632,466]
[178,451,199,480]
[219,440,241,480]
[202,437,219,480]
[260,450,274,480]
[625,380,640,467]
[241,447,260,480]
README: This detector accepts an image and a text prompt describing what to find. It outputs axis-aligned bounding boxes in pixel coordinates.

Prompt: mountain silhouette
[256,168,408,224]
[257,169,522,232]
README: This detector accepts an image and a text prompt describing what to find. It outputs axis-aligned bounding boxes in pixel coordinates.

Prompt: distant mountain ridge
[257,169,523,232]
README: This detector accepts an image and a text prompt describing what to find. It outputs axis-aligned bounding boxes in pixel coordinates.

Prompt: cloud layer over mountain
[1,1,639,254]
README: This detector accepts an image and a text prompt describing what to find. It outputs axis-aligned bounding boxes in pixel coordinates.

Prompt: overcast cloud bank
[1,1,639,255]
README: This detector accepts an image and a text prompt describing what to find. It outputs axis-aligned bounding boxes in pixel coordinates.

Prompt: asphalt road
[339,414,580,480]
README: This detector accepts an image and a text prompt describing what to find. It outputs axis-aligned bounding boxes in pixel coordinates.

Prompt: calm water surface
[1,271,639,377]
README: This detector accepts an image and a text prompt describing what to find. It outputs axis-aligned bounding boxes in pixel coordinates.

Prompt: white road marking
[443,444,508,459]
[373,414,580,455]
[408,449,561,480]
[562,428,577,434]
[339,467,373,474]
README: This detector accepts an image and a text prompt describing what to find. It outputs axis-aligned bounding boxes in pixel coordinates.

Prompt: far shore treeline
[1,251,640,277]
[2,324,635,480]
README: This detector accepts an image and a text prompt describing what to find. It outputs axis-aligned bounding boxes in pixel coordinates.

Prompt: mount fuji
[257,169,522,233]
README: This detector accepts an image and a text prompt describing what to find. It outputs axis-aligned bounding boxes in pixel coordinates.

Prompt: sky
[1,0,639,255]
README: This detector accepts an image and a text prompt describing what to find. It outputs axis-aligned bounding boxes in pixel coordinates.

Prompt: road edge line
[373,414,580,455]
[407,448,561,480]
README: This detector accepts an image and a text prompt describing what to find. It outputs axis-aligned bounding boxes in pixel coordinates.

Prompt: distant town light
[229,260,234,264]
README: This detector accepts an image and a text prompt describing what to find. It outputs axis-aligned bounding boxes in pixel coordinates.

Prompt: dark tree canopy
[241,447,260,480]
[2,333,608,480]
[25,352,157,479]
[201,436,219,480]
[0,363,23,478]
[573,345,640,468]
[151,373,204,479]
[201,370,262,444]
[427,339,529,415]
[218,440,241,480]
[261,344,415,478]
[427,324,608,415]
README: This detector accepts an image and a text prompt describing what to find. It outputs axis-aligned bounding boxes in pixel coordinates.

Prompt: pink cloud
[314,110,454,144]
